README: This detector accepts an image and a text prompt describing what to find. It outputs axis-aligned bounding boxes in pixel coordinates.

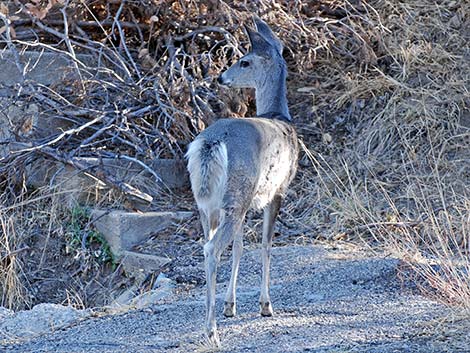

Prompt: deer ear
[244,24,272,57]
[253,16,283,55]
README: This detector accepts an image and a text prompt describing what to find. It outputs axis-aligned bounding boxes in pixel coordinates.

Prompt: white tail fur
[185,138,228,207]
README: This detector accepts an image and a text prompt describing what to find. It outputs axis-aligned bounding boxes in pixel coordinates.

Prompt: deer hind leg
[223,226,244,317]
[199,209,210,240]
[204,213,243,347]
[260,194,282,317]
[200,207,226,242]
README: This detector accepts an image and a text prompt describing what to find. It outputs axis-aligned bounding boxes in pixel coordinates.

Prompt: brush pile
[0,0,468,309]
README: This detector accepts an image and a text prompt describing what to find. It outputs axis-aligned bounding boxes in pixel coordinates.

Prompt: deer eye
[240,60,250,68]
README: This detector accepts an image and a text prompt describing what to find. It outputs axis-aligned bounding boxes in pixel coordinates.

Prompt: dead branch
[349,208,448,234]
[11,115,106,154]
[11,19,149,30]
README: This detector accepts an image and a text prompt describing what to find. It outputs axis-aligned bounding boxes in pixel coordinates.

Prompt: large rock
[0,303,90,340]
[0,99,40,157]
[0,50,93,140]
[91,209,192,277]
[0,51,92,86]
[120,250,171,279]
[110,273,175,310]
[26,157,190,208]
[0,51,92,157]
[0,50,190,205]
[91,209,193,255]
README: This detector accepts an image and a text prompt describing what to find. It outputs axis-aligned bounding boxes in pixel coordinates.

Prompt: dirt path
[1,245,465,353]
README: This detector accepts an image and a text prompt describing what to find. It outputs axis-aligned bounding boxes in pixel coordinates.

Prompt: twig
[113,1,142,82]
[349,207,447,234]
[11,19,149,30]
[0,12,25,76]
[79,116,116,148]
[0,246,30,262]
[11,114,106,154]
[60,2,85,91]
[77,0,133,80]
[172,26,231,41]
[101,152,163,184]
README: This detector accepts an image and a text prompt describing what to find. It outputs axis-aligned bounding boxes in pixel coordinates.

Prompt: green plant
[66,207,114,266]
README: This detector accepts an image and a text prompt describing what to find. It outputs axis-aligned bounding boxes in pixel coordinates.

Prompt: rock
[130,289,172,309]
[0,99,40,157]
[322,132,332,144]
[130,282,175,310]
[0,51,189,204]
[0,51,93,86]
[356,98,366,109]
[305,293,325,302]
[136,272,175,307]
[120,251,171,278]
[0,303,90,340]
[109,273,175,310]
[111,285,140,308]
[26,158,190,208]
[449,14,461,29]
[91,209,193,256]
[90,209,192,279]
[149,159,189,190]
[0,307,13,320]
[153,272,174,290]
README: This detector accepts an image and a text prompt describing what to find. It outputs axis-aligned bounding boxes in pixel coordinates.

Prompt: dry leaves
[25,0,65,20]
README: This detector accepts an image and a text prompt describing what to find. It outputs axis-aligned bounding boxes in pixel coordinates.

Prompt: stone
[120,251,171,278]
[0,99,40,157]
[109,285,140,309]
[149,159,189,189]
[91,209,193,256]
[0,50,190,202]
[90,209,193,279]
[109,273,175,310]
[0,51,93,86]
[0,303,90,340]
[153,272,173,290]
[25,160,108,209]
[130,287,174,309]
[26,158,190,208]
[449,14,461,29]
[0,306,14,321]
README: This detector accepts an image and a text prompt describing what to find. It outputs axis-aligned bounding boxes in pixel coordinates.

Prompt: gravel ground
[2,244,466,353]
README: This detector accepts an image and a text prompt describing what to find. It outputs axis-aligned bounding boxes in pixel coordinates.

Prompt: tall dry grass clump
[0,184,125,310]
[0,212,28,310]
[294,0,469,309]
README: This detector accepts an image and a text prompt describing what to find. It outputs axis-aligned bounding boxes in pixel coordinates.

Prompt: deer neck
[255,66,291,120]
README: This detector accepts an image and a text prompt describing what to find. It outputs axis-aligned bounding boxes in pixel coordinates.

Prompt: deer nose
[217,74,231,87]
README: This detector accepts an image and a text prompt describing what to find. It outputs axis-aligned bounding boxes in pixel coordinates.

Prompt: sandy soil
[2,244,468,353]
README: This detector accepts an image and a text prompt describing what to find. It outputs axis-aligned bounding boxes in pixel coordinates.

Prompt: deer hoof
[260,301,273,317]
[223,301,236,317]
[206,328,221,348]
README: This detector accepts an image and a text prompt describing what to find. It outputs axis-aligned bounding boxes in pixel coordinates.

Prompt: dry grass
[0,0,469,311]
[281,0,469,310]
[0,213,28,310]
[0,185,128,310]
[413,313,470,350]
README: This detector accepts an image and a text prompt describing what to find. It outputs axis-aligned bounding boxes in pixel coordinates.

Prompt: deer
[185,17,298,347]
